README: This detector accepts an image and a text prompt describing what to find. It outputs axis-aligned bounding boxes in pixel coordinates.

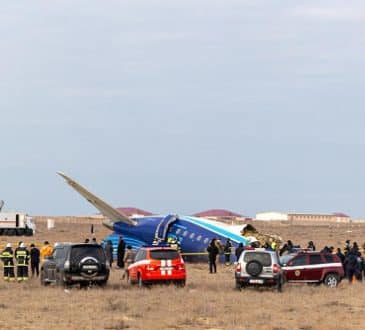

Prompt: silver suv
[235,248,283,291]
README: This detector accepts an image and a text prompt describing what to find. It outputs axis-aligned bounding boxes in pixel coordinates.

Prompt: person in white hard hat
[0,243,15,281]
[15,242,30,282]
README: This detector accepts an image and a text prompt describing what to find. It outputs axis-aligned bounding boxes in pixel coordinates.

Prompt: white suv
[235,248,283,291]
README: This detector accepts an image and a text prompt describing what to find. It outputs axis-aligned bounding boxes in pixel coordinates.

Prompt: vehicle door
[44,247,64,281]
[129,250,146,281]
[304,254,324,282]
[283,254,307,281]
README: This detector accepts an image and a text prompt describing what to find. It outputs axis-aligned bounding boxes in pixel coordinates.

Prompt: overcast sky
[2,1,365,218]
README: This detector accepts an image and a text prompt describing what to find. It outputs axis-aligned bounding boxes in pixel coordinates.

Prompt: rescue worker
[15,242,30,282]
[30,243,40,277]
[207,238,219,273]
[122,246,135,280]
[223,238,232,265]
[271,240,277,251]
[40,241,53,262]
[167,236,179,250]
[0,243,15,281]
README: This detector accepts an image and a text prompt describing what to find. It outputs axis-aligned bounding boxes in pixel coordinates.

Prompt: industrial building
[255,211,351,223]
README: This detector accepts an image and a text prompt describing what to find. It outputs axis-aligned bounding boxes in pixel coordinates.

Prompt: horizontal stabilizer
[57,172,136,226]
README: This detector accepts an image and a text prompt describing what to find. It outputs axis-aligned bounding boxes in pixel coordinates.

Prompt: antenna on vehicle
[0,200,4,212]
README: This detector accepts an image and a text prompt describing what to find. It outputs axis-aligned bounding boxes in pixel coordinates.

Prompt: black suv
[40,243,110,287]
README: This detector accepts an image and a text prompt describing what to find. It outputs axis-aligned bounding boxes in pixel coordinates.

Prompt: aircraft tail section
[57,172,137,227]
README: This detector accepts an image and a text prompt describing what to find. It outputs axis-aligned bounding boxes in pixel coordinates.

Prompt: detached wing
[57,172,136,226]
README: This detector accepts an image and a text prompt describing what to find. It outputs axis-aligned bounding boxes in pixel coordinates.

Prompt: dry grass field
[0,218,365,330]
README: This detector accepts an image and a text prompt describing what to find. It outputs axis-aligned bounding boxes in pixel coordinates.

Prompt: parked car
[281,252,344,287]
[40,243,110,287]
[235,248,284,291]
[127,247,186,287]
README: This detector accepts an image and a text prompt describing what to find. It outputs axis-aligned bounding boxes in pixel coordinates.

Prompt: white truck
[0,212,36,236]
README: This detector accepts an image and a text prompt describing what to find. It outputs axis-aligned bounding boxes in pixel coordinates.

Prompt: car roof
[141,246,177,250]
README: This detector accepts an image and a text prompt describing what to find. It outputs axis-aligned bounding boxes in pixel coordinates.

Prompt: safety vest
[0,249,14,267]
[15,248,29,266]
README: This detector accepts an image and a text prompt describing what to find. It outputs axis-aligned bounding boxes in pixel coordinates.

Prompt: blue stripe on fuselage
[183,216,248,244]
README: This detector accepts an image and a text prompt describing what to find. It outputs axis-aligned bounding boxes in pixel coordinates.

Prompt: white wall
[255,212,288,221]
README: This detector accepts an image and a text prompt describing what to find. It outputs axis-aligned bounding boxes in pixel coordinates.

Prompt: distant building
[255,212,288,221]
[255,211,351,223]
[193,209,249,224]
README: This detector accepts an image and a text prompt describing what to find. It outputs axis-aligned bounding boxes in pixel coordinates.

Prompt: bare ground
[0,218,364,330]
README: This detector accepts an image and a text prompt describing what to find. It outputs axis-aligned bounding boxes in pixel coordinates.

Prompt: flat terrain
[0,218,364,330]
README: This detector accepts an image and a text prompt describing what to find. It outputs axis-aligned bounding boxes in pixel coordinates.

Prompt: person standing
[117,236,126,268]
[207,238,219,273]
[15,242,30,282]
[30,243,40,277]
[0,243,15,282]
[224,238,232,265]
[105,240,114,268]
[235,243,244,261]
[40,241,53,262]
[123,246,135,279]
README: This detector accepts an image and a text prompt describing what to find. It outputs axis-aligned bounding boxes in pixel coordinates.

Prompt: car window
[243,252,272,266]
[70,245,105,260]
[309,254,323,265]
[290,255,307,266]
[150,249,180,260]
[134,250,146,262]
[324,254,334,263]
[280,255,295,265]
[53,247,66,260]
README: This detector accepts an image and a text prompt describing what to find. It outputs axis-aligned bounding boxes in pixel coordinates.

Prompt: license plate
[249,279,264,284]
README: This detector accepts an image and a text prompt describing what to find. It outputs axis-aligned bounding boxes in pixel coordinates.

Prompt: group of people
[103,236,135,279]
[0,241,53,282]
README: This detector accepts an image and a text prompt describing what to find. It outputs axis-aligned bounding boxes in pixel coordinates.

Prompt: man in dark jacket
[235,243,244,261]
[30,243,40,277]
[224,238,232,265]
[117,236,126,268]
[344,248,359,283]
[207,238,219,273]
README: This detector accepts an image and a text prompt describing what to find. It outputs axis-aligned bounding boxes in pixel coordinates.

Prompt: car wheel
[40,271,49,286]
[245,260,263,277]
[324,273,339,288]
[176,280,185,288]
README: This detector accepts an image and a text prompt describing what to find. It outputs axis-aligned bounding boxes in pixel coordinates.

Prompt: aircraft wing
[57,172,137,226]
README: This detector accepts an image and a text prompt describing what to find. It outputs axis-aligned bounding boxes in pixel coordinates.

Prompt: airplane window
[203,238,209,244]
[189,233,195,239]
[197,235,202,241]
[182,231,188,237]
[176,228,182,235]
